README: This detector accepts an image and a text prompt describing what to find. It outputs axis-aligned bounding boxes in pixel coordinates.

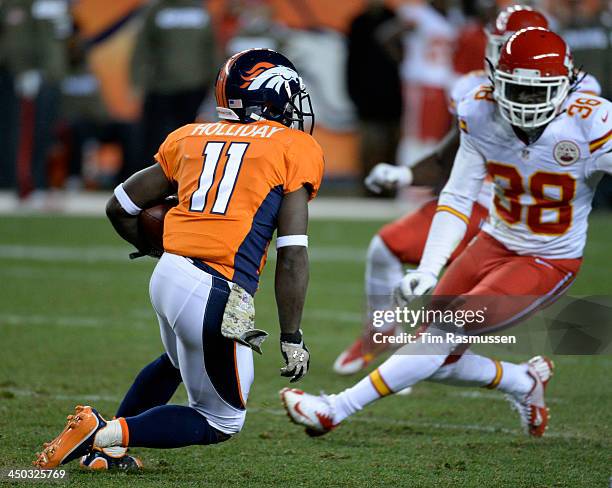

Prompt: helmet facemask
[494,68,570,129]
[235,76,315,134]
[283,81,315,134]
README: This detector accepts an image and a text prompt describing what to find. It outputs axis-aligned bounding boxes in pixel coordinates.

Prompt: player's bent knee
[191,415,236,445]
[213,429,232,443]
[368,235,401,268]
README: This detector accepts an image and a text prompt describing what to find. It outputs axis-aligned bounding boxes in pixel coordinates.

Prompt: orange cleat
[34,405,106,468]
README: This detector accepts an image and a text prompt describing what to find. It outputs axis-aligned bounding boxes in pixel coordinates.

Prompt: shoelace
[505,393,531,430]
[317,392,337,424]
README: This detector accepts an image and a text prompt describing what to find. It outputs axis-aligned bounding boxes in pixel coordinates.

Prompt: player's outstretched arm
[411,126,459,187]
[364,127,459,193]
[396,134,486,304]
[106,164,176,253]
[275,186,310,382]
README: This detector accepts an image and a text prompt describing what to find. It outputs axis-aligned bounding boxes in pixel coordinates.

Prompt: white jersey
[449,70,488,116]
[577,72,602,96]
[440,89,612,259]
[398,4,456,89]
[448,70,492,208]
[445,71,603,213]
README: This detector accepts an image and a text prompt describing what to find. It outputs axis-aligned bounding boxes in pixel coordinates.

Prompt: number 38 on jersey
[487,162,576,236]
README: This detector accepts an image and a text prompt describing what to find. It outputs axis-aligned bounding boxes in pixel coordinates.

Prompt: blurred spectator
[58,33,112,189]
[0,32,18,189]
[267,0,368,184]
[70,0,144,122]
[452,0,492,76]
[271,0,363,132]
[194,0,281,121]
[394,0,457,166]
[346,0,402,195]
[557,0,611,99]
[131,0,217,163]
[0,0,68,200]
[556,0,612,209]
[224,0,281,54]
[70,0,145,185]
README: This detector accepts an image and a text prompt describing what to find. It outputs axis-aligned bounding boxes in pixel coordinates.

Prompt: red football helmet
[494,28,573,128]
[485,5,549,76]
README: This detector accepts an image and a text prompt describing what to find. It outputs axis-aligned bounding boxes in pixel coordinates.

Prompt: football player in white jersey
[333,5,601,376]
[282,28,612,438]
[395,0,457,165]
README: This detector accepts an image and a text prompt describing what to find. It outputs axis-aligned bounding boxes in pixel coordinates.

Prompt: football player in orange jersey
[34,49,324,470]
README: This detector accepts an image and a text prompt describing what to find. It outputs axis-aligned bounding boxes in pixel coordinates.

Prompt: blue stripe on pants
[202,276,245,410]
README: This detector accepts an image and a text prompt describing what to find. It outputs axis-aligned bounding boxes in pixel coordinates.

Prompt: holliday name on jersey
[190,122,286,139]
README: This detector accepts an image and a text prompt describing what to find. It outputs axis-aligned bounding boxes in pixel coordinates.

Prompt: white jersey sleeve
[448,70,487,116]
[418,131,487,276]
[585,99,612,179]
[438,132,487,217]
[575,72,601,96]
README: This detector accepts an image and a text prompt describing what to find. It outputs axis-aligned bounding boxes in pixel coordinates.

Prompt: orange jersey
[155,120,324,295]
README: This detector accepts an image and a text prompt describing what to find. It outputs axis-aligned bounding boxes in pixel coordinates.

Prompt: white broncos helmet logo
[240,62,300,98]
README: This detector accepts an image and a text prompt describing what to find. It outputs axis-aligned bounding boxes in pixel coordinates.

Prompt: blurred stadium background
[0,0,610,211]
[1,2,612,485]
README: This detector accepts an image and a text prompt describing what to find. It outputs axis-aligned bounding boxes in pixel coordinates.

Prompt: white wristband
[114,184,142,216]
[276,235,308,249]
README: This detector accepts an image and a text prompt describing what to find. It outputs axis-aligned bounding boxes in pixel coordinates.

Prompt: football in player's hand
[138,197,178,252]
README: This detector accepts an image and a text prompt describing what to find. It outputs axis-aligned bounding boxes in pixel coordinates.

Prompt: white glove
[15,70,42,99]
[365,163,413,193]
[394,269,438,307]
[280,329,310,383]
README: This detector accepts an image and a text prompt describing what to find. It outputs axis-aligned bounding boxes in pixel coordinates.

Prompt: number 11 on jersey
[189,141,249,214]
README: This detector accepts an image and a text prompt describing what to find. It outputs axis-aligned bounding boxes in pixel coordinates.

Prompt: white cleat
[506,355,554,437]
[279,388,337,437]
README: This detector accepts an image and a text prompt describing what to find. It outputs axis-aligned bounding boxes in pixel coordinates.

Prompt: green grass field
[1,214,611,487]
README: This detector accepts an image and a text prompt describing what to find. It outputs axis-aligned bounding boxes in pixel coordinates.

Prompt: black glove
[129,248,163,260]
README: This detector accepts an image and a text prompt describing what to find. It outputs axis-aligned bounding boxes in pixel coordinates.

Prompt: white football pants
[149,252,254,434]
